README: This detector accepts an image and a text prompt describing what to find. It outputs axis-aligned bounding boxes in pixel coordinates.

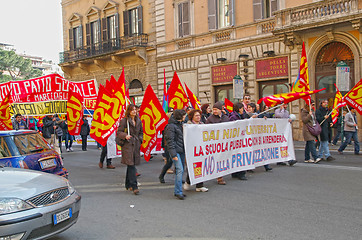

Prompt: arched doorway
[128,79,144,106]
[315,42,354,106]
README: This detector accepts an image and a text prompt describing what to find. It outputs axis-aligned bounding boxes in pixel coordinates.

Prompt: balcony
[274,0,360,32]
[59,34,148,63]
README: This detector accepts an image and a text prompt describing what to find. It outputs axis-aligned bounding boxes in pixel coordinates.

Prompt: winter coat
[164,116,185,159]
[201,113,210,123]
[344,112,357,132]
[206,113,229,124]
[229,111,243,121]
[12,119,28,130]
[316,106,331,141]
[80,119,90,136]
[42,116,55,139]
[28,118,39,131]
[301,108,317,141]
[116,116,143,166]
[258,112,274,119]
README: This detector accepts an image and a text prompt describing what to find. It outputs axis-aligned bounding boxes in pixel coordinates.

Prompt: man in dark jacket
[316,100,335,161]
[206,102,230,184]
[80,116,90,151]
[164,109,187,200]
[12,114,28,130]
[42,115,61,156]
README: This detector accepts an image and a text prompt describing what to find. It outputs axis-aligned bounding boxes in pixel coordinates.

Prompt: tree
[0,49,42,81]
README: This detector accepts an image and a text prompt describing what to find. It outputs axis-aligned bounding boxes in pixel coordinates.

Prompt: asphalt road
[50,143,362,240]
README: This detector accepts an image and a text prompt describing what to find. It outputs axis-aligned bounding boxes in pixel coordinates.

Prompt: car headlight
[67,181,75,195]
[0,198,34,215]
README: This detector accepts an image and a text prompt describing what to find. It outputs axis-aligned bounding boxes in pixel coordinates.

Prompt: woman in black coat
[80,116,90,151]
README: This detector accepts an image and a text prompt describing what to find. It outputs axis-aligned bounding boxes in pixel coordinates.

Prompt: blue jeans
[64,133,74,149]
[338,131,360,154]
[318,141,331,158]
[172,153,185,195]
[305,140,318,160]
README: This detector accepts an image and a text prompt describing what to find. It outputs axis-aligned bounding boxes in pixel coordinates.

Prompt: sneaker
[174,194,185,200]
[166,169,174,174]
[304,159,315,163]
[315,158,322,164]
[288,160,297,166]
[183,183,191,191]
[277,162,287,166]
[66,148,70,152]
[326,156,335,161]
[196,187,208,192]
[69,147,73,152]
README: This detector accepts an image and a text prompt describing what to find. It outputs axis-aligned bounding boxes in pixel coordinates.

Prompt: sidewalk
[293,141,356,152]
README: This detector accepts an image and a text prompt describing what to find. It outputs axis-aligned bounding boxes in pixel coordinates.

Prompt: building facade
[155,0,362,140]
[59,0,157,105]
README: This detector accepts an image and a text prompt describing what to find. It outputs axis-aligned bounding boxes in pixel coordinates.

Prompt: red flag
[257,88,326,107]
[224,98,234,112]
[184,83,201,110]
[167,72,188,110]
[139,85,169,161]
[292,42,311,104]
[344,78,362,115]
[67,91,84,135]
[331,84,347,124]
[0,92,12,130]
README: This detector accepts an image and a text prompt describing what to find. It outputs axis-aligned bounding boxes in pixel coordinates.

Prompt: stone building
[59,0,157,105]
[155,0,362,140]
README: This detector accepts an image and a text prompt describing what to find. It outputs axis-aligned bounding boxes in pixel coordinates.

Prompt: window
[124,6,143,36]
[91,21,100,44]
[12,133,50,156]
[101,14,119,41]
[178,1,190,37]
[253,0,278,21]
[69,25,83,50]
[108,15,117,39]
[208,0,234,30]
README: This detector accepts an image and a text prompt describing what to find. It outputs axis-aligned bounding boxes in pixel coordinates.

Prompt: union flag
[184,83,201,110]
[0,92,12,130]
[292,42,311,104]
[139,85,169,161]
[224,98,234,112]
[167,72,188,110]
[257,88,326,107]
[67,91,84,135]
[344,78,362,115]
[331,84,346,124]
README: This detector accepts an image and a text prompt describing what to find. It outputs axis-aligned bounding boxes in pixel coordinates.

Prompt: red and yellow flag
[67,91,84,135]
[331,84,347,124]
[167,72,188,110]
[224,98,234,112]
[292,42,311,104]
[184,83,201,110]
[344,78,362,115]
[0,92,12,130]
[139,85,169,161]
[257,88,326,107]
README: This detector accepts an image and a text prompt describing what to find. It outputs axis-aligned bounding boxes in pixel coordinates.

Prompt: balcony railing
[59,34,148,63]
[274,0,358,30]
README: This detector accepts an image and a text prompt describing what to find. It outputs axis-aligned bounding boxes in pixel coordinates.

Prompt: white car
[0,167,81,239]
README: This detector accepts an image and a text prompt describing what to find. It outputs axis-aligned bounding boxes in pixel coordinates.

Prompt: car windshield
[0,136,13,157]
[12,133,50,155]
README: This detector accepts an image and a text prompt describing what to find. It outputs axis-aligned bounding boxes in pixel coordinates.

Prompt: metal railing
[59,34,148,63]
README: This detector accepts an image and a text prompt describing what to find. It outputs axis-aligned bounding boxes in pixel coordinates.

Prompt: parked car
[0,167,81,239]
[0,130,68,177]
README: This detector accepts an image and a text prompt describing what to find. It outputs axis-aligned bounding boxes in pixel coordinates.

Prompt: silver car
[0,167,81,239]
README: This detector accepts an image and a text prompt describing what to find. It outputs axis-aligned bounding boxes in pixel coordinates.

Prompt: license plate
[40,159,57,169]
[53,208,72,225]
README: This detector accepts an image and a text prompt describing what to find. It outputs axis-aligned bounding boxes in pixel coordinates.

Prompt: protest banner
[10,101,68,116]
[184,118,295,185]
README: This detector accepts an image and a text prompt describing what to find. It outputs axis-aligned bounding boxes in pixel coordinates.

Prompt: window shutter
[230,0,235,26]
[123,10,130,36]
[102,17,108,41]
[270,0,278,15]
[69,28,74,50]
[137,6,143,34]
[178,3,183,37]
[115,13,120,38]
[253,0,263,21]
[208,0,217,30]
[97,19,101,43]
[86,23,90,46]
[79,25,83,47]
[183,2,190,36]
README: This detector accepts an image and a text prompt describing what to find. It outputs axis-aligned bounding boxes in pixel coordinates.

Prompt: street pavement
[50,142,362,240]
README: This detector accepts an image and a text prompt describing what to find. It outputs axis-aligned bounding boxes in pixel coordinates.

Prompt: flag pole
[345,105,358,130]
[256,103,283,117]
[320,105,339,126]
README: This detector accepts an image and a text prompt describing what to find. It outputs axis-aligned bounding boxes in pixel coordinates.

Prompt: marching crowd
[10,95,360,200]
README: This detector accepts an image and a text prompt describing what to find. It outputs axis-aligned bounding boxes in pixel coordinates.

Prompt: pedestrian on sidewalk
[338,108,360,155]
[99,144,115,169]
[301,101,322,163]
[116,104,143,195]
[80,116,90,151]
[164,109,187,200]
[274,103,298,166]
[316,100,335,161]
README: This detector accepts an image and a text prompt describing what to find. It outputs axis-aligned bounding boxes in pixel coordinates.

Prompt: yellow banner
[10,101,68,116]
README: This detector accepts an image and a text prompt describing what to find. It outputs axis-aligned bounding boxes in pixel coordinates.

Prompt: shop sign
[212,64,237,84]
[256,56,288,79]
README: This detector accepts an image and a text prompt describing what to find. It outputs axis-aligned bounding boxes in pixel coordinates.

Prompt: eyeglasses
[244,97,250,100]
